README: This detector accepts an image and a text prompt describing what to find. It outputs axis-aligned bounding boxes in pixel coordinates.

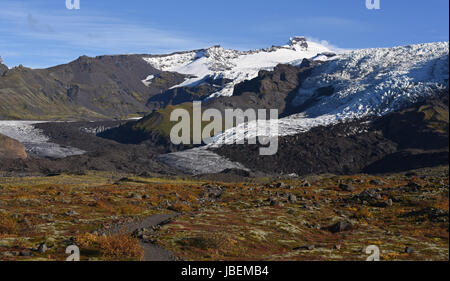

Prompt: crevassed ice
[206,42,449,146]
[294,42,449,118]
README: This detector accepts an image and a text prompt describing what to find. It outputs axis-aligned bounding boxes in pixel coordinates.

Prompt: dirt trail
[107,213,178,261]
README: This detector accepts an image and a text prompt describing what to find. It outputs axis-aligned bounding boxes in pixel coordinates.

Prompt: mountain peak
[288,36,309,50]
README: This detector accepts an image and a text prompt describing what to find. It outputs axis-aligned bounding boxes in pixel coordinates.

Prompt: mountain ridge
[0,37,333,120]
[0,54,186,120]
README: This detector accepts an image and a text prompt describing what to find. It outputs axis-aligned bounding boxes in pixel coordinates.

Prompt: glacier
[0,121,85,158]
[211,42,449,145]
[159,41,449,174]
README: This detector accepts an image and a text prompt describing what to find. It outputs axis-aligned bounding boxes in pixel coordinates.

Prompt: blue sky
[0,0,448,68]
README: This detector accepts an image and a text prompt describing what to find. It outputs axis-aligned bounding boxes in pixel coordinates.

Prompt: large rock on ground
[0,133,27,159]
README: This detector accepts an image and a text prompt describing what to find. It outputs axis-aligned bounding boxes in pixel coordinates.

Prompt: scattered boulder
[132,226,157,240]
[302,181,311,187]
[37,243,48,254]
[269,198,284,207]
[355,189,381,201]
[327,221,353,233]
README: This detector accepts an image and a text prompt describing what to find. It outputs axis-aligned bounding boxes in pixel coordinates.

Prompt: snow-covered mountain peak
[287,36,309,50]
[143,37,332,96]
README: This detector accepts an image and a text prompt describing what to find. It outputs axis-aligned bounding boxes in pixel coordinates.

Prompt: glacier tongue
[158,147,249,175]
[143,37,334,98]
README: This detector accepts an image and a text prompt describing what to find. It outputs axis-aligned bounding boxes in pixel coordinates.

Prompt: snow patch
[142,75,155,86]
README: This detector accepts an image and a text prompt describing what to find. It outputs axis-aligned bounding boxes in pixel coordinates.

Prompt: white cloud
[305,37,350,53]
[0,1,209,58]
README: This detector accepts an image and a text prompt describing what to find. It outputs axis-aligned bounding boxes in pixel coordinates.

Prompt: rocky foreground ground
[0,166,448,261]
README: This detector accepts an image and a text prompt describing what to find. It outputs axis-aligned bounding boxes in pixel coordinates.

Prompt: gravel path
[107,213,178,261]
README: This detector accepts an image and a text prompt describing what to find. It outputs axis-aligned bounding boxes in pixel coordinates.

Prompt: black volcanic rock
[327,221,353,233]
[203,62,322,117]
[146,76,233,110]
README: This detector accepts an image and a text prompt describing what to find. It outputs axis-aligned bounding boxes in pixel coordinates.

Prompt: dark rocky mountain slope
[0,55,186,120]
[100,61,320,146]
[146,76,233,110]
[203,60,320,117]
